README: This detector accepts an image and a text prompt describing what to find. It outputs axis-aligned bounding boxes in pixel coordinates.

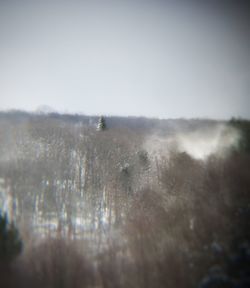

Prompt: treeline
[0,112,249,287]
[0,110,221,134]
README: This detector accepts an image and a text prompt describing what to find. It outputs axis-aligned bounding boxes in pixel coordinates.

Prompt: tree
[97,116,106,131]
[230,118,250,153]
[0,212,22,264]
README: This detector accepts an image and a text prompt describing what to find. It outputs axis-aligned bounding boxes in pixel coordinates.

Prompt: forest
[0,111,249,288]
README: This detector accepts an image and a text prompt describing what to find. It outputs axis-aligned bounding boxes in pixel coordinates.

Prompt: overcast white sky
[0,0,249,119]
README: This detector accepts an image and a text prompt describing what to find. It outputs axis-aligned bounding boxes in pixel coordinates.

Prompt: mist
[176,124,240,160]
[144,123,241,160]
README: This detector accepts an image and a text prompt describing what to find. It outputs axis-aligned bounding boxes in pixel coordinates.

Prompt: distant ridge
[0,109,224,136]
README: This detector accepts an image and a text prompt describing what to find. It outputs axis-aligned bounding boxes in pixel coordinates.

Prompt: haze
[0,0,249,119]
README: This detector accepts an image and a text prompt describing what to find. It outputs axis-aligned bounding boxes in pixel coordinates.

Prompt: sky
[0,0,249,119]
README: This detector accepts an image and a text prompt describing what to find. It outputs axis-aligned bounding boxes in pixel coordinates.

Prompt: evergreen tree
[230,118,250,153]
[97,116,106,131]
[0,212,22,263]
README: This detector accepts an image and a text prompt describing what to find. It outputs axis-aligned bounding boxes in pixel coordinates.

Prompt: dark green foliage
[230,118,250,153]
[0,212,22,263]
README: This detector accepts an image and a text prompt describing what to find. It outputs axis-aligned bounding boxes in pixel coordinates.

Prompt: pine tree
[97,116,106,131]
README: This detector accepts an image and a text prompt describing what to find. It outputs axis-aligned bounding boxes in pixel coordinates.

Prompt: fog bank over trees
[0,111,249,288]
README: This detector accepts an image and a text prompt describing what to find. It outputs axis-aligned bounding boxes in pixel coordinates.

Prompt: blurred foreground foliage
[0,212,22,263]
[0,212,22,288]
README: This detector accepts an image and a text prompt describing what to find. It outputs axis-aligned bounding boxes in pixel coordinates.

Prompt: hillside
[0,111,249,288]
